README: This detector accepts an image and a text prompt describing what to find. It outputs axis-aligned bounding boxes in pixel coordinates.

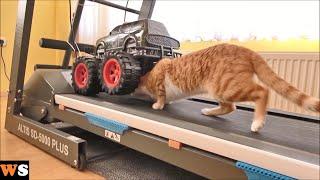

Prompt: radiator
[258,52,319,117]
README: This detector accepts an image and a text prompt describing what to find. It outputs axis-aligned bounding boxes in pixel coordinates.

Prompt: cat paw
[152,103,164,110]
[250,121,265,132]
[201,108,219,116]
[201,108,212,115]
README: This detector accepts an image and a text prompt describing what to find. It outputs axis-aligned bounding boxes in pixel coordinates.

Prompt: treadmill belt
[58,94,320,166]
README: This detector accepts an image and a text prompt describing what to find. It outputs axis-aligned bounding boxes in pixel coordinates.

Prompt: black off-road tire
[71,57,100,96]
[99,52,141,95]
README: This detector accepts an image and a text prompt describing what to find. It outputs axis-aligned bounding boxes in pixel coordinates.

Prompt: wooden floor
[0,96,103,179]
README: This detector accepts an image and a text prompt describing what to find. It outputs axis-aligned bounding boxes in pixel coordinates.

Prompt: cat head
[132,73,155,100]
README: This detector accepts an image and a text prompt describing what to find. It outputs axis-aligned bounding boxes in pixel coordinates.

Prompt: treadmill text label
[17,123,69,156]
[105,130,121,142]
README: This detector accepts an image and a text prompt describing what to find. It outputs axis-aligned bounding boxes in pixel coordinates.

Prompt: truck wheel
[72,57,100,96]
[100,52,141,95]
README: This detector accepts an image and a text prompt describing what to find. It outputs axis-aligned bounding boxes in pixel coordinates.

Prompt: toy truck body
[72,19,181,96]
[96,19,181,60]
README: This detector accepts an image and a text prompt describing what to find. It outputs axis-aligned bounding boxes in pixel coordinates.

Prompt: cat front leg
[152,99,165,110]
[152,82,166,110]
[152,94,166,110]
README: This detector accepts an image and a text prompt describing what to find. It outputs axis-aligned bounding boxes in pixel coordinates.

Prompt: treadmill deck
[55,93,320,179]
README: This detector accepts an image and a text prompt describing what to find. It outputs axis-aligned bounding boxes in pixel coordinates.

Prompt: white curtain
[77,0,142,45]
[77,1,109,45]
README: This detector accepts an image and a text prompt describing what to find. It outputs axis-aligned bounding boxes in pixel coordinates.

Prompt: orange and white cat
[133,44,320,132]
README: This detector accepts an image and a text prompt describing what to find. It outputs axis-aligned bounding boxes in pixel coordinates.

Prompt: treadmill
[5,0,319,179]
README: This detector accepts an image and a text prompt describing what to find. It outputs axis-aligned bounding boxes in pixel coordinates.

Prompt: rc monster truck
[71,19,181,96]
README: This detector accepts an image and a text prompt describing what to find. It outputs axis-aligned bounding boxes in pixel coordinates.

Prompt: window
[151,1,319,41]
[79,1,319,52]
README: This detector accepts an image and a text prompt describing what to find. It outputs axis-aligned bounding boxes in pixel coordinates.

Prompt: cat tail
[251,54,320,112]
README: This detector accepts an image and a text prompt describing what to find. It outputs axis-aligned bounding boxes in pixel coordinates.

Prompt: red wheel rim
[74,63,88,88]
[103,58,122,88]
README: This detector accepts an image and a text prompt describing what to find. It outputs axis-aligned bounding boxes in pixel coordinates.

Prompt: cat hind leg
[201,102,236,116]
[250,86,269,132]
[223,82,269,132]
[245,85,269,132]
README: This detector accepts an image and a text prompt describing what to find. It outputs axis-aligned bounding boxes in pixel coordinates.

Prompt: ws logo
[0,161,29,179]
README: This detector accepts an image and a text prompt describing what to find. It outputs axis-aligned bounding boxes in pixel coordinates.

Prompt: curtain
[77,1,108,45]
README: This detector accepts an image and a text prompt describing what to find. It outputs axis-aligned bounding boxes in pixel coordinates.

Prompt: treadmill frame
[4,0,246,178]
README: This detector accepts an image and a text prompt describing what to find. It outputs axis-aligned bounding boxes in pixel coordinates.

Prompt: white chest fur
[164,75,187,102]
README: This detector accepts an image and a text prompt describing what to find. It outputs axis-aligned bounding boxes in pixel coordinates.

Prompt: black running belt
[58,93,320,166]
